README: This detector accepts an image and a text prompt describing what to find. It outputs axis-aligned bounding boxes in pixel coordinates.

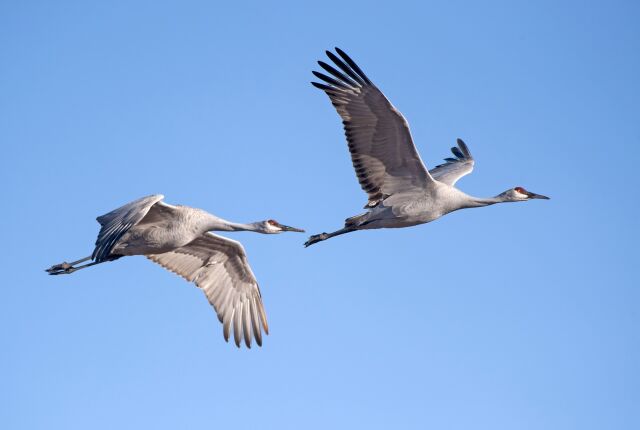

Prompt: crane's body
[46,194,304,348]
[111,207,216,256]
[107,204,268,256]
[305,48,548,247]
[344,185,486,229]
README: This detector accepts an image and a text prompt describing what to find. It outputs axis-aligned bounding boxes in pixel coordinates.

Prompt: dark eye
[515,187,526,194]
[267,219,278,226]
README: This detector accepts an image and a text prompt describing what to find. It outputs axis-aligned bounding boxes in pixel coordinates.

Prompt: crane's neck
[204,215,264,233]
[463,195,508,208]
[226,221,264,232]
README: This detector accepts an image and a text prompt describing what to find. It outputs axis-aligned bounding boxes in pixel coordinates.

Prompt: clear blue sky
[2,1,638,429]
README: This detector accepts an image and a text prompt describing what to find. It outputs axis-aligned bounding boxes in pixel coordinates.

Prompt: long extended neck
[463,195,507,208]
[205,215,263,233]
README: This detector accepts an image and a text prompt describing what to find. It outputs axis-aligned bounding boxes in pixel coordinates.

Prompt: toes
[304,233,328,247]
[46,263,76,275]
[47,262,70,272]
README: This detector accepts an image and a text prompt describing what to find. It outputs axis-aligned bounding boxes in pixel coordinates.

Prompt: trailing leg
[45,255,119,275]
[304,226,357,247]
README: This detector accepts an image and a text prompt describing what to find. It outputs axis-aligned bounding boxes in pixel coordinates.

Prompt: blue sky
[1,1,638,429]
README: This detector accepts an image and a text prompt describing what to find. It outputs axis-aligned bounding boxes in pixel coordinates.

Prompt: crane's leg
[304,227,356,247]
[46,256,91,273]
[45,255,118,275]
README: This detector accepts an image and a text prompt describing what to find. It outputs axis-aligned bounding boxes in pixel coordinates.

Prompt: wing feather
[242,300,252,348]
[250,297,262,345]
[312,48,435,208]
[233,302,243,348]
[429,138,475,186]
[146,232,267,348]
[92,194,166,262]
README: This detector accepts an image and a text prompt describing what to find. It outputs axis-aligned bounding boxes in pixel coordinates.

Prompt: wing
[312,48,436,208]
[146,233,268,348]
[429,139,475,186]
[93,194,165,262]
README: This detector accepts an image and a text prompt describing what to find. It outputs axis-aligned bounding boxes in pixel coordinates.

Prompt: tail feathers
[344,213,368,227]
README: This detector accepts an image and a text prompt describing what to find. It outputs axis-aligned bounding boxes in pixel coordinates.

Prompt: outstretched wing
[429,139,475,186]
[312,48,435,208]
[146,233,268,348]
[93,194,167,262]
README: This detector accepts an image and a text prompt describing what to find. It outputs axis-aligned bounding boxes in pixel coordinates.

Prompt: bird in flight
[46,194,305,348]
[305,48,549,247]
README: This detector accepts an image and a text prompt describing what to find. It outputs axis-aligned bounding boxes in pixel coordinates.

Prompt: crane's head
[259,219,305,234]
[501,186,550,201]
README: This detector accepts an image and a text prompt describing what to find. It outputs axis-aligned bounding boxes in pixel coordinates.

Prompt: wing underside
[312,48,435,208]
[147,233,268,348]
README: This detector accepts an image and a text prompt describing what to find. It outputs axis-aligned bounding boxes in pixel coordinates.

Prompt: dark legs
[304,227,356,247]
[46,256,105,275]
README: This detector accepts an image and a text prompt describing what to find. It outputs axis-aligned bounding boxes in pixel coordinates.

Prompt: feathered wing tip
[436,139,473,167]
[334,47,372,84]
[311,47,372,91]
[454,138,472,159]
[428,138,476,187]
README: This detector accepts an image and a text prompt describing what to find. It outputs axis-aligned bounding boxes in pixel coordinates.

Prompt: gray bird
[46,194,304,347]
[305,48,549,247]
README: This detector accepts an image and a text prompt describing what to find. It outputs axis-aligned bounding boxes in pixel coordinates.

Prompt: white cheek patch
[267,223,280,232]
[515,190,529,199]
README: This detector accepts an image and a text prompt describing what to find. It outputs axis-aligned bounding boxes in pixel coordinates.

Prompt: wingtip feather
[311,81,331,91]
[334,47,372,85]
[456,138,472,158]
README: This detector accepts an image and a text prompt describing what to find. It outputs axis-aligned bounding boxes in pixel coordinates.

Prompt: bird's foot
[45,262,77,275]
[304,233,328,247]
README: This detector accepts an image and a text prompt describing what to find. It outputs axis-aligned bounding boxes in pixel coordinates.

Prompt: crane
[305,48,549,247]
[46,194,304,348]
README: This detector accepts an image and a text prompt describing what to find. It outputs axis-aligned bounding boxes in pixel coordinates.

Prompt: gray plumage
[47,195,304,348]
[429,139,475,186]
[305,48,549,247]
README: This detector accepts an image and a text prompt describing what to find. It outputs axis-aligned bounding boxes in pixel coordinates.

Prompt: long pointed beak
[279,224,305,233]
[527,191,550,200]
